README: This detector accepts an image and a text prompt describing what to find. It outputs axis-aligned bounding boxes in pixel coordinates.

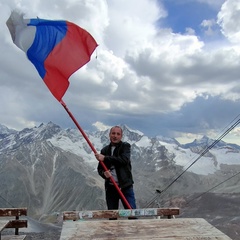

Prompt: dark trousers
[106,185,136,210]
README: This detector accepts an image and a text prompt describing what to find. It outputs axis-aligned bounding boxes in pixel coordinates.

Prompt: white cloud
[201,19,217,36]
[0,0,240,144]
[92,121,110,131]
[217,0,240,43]
[104,0,162,57]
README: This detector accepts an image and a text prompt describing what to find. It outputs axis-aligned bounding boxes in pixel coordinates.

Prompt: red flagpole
[60,100,132,209]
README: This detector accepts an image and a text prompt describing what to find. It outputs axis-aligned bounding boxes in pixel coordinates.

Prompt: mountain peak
[0,124,16,135]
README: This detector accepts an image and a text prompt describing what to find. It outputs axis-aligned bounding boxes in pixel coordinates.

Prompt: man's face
[109,127,122,145]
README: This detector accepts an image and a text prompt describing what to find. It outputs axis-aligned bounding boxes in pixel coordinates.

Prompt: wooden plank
[0,208,27,217]
[5,220,27,229]
[60,218,232,240]
[63,208,180,220]
[1,235,26,240]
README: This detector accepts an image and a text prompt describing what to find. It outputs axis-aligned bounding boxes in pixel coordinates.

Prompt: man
[95,126,136,210]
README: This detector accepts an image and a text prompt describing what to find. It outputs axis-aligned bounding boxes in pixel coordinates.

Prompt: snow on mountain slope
[135,136,151,148]
[46,122,240,176]
[0,122,239,177]
[157,140,240,175]
[157,141,216,175]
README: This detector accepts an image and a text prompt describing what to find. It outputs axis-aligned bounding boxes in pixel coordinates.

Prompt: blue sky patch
[157,0,222,40]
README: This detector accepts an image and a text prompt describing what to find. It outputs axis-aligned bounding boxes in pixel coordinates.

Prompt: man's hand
[104,170,112,178]
[95,153,105,162]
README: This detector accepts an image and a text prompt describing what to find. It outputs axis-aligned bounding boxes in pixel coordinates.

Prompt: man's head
[109,126,123,145]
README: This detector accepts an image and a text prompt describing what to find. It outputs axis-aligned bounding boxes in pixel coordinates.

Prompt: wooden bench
[63,208,180,221]
[0,208,27,240]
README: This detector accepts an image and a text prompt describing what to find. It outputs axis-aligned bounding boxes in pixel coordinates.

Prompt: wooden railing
[63,208,180,221]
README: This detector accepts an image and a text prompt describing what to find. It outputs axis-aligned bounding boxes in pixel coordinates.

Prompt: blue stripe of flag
[27,19,67,79]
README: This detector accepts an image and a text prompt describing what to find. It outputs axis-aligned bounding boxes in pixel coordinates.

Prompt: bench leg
[15,216,19,235]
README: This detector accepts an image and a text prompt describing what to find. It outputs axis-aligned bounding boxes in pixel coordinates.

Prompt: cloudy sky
[1,0,240,144]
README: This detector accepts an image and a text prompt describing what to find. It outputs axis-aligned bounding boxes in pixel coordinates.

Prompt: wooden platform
[60,208,232,239]
[60,218,231,239]
[1,235,26,240]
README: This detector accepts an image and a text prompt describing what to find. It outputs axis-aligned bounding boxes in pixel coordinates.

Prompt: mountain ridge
[0,122,239,220]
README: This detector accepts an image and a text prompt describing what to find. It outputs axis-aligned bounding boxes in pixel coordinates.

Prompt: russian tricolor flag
[6,11,98,101]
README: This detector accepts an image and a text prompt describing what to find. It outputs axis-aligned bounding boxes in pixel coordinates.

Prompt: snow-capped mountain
[0,123,17,139]
[46,122,240,176]
[0,122,239,221]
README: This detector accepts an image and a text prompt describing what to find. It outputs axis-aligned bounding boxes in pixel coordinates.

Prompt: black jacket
[97,141,134,189]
